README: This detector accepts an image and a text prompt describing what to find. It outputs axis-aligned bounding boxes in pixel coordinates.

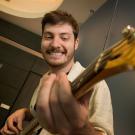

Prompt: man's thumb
[17,118,23,131]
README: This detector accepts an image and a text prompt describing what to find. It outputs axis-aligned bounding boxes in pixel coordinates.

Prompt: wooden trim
[0,36,44,59]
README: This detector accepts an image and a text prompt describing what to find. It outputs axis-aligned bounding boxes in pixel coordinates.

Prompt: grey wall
[77,0,135,135]
[76,0,115,66]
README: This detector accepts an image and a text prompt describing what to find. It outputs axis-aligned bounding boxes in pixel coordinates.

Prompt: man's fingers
[1,124,16,135]
[39,74,56,93]
[17,117,23,131]
[50,79,70,134]
[57,72,88,128]
[36,73,56,132]
[79,90,93,108]
[57,72,72,95]
[7,118,19,134]
[2,130,15,135]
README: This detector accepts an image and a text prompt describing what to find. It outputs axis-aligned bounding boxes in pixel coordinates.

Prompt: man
[0,10,114,135]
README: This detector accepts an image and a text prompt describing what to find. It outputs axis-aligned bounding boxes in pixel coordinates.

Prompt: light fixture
[0,0,64,18]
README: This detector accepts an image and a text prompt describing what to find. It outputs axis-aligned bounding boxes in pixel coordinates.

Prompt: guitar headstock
[95,25,135,74]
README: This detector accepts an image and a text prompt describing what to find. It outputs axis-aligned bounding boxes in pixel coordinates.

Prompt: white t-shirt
[30,62,114,135]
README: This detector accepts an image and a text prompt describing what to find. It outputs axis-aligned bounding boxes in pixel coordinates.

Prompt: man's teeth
[49,52,63,56]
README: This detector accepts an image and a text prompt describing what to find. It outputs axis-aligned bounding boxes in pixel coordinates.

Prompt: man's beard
[45,52,75,68]
[43,49,75,68]
[41,44,76,68]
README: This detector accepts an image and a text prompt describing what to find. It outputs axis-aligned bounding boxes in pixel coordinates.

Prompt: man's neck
[49,61,75,75]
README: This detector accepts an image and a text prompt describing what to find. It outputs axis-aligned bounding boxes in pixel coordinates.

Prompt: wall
[78,0,135,134]
[0,20,49,127]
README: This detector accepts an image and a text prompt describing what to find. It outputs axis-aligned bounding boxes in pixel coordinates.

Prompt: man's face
[41,23,79,67]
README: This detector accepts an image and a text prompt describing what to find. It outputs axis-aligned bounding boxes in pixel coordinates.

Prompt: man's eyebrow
[43,32,73,36]
[60,33,73,36]
[43,31,52,35]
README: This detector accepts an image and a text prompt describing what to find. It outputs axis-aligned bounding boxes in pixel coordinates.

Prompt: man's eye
[61,37,69,41]
[44,35,52,39]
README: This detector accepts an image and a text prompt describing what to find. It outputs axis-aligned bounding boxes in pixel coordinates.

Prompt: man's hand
[36,72,95,135]
[0,108,31,135]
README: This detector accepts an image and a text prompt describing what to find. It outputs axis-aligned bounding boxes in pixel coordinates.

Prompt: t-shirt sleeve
[88,80,114,135]
[29,79,42,117]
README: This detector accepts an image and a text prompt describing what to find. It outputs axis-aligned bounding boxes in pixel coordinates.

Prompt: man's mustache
[46,47,67,53]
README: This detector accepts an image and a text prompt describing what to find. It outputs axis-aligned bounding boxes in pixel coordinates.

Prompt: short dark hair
[41,10,79,39]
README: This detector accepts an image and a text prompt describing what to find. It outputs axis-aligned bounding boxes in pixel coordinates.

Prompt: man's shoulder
[67,61,85,82]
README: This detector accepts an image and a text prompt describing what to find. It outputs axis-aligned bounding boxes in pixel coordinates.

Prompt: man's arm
[0,108,33,135]
[69,121,104,135]
[88,80,114,135]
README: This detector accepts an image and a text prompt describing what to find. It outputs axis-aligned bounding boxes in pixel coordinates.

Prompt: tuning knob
[122,25,135,39]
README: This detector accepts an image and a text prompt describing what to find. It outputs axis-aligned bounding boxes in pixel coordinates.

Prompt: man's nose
[50,37,61,47]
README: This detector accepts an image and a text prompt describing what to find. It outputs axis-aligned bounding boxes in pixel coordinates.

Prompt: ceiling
[1,0,107,35]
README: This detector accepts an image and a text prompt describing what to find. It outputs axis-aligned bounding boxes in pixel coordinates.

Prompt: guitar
[20,25,135,135]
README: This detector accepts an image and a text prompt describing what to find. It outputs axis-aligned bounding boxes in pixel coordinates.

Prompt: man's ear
[75,38,79,50]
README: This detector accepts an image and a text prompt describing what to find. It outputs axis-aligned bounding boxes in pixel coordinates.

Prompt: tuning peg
[122,25,135,38]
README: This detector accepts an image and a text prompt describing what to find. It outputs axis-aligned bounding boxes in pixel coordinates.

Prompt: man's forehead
[43,23,74,34]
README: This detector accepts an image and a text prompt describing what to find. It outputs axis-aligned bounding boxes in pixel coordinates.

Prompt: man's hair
[41,10,79,39]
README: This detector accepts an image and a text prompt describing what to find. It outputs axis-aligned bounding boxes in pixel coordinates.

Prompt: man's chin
[46,61,64,67]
